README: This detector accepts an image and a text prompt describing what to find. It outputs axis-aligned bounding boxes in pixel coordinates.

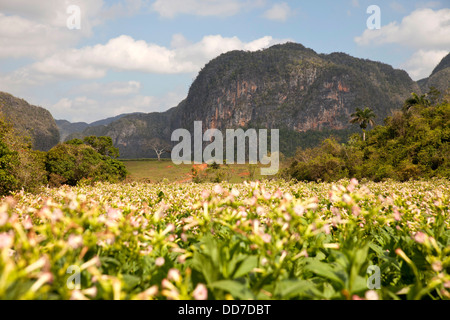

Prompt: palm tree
[350,107,376,141]
[403,92,430,112]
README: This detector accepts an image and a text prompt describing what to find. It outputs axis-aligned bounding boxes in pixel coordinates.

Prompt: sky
[0,0,449,123]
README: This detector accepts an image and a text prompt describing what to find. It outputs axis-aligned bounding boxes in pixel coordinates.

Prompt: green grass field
[121,159,275,183]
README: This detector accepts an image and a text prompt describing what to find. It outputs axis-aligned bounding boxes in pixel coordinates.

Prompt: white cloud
[20,34,289,80]
[263,2,292,22]
[71,81,142,96]
[0,13,81,59]
[355,8,450,79]
[0,0,144,24]
[401,50,448,80]
[50,89,186,122]
[355,8,450,50]
[0,0,149,59]
[151,0,264,18]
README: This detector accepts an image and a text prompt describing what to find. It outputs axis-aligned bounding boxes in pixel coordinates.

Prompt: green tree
[350,107,376,141]
[0,139,19,195]
[403,92,431,112]
[46,142,127,187]
[426,87,442,105]
[0,116,47,194]
[82,136,120,158]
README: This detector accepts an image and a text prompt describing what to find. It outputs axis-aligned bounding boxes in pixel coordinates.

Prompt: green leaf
[274,279,319,299]
[122,274,140,290]
[305,260,345,287]
[232,256,258,279]
[209,280,255,300]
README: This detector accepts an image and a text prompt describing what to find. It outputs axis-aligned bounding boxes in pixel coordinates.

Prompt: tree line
[0,118,127,195]
[282,88,450,182]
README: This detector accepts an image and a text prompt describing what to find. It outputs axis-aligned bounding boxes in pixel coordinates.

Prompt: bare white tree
[149,139,170,161]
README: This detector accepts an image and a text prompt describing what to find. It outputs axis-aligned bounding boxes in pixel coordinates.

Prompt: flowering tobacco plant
[0,179,449,300]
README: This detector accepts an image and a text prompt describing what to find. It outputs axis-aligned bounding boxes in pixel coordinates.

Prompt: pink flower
[414,232,427,244]
[365,290,379,300]
[294,205,305,216]
[283,193,293,201]
[347,178,359,192]
[155,257,165,267]
[70,290,88,300]
[168,269,181,283]
[261,234,271,243]
[432,261,443,272]
[163,223,175,234]
[51,209,64,222]
[342,194,352,204]
[193,284,208,300]
[67,235,83,249]
[82,286,98,298]
[393,210,401,221]
[231,188,240,197]
[213,185,223,194]
[322,224,331,235]
[22,215,33,229]
[352,206,361,217]
[107,208,122,221]
[0,232,13,249]
[201,190,210,199]
[0,211,8,226]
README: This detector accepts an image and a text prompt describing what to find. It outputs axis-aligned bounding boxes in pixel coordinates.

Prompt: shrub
[0,117,47,195]
[45,143,127,187]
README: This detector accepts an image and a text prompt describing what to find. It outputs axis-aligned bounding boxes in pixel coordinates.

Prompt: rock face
[174,44,419,133]
[0,92,60,151]
[71,42,423,158]
[417,52,450,94]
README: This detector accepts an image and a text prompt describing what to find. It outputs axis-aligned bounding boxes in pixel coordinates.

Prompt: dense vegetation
[0,119,127,195]
[0,180,448,300]
[283,90,450,182]
[0,92,60,151]
[46,137,127,187]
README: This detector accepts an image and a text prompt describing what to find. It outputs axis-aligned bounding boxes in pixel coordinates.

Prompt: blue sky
[0,0,449,122]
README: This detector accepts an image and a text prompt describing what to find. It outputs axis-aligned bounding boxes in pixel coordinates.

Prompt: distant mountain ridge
[0,92,59,151]
[418,52,450,93]
[3,43,448,158]
[67,42,431,158]
[56,112,144,142]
